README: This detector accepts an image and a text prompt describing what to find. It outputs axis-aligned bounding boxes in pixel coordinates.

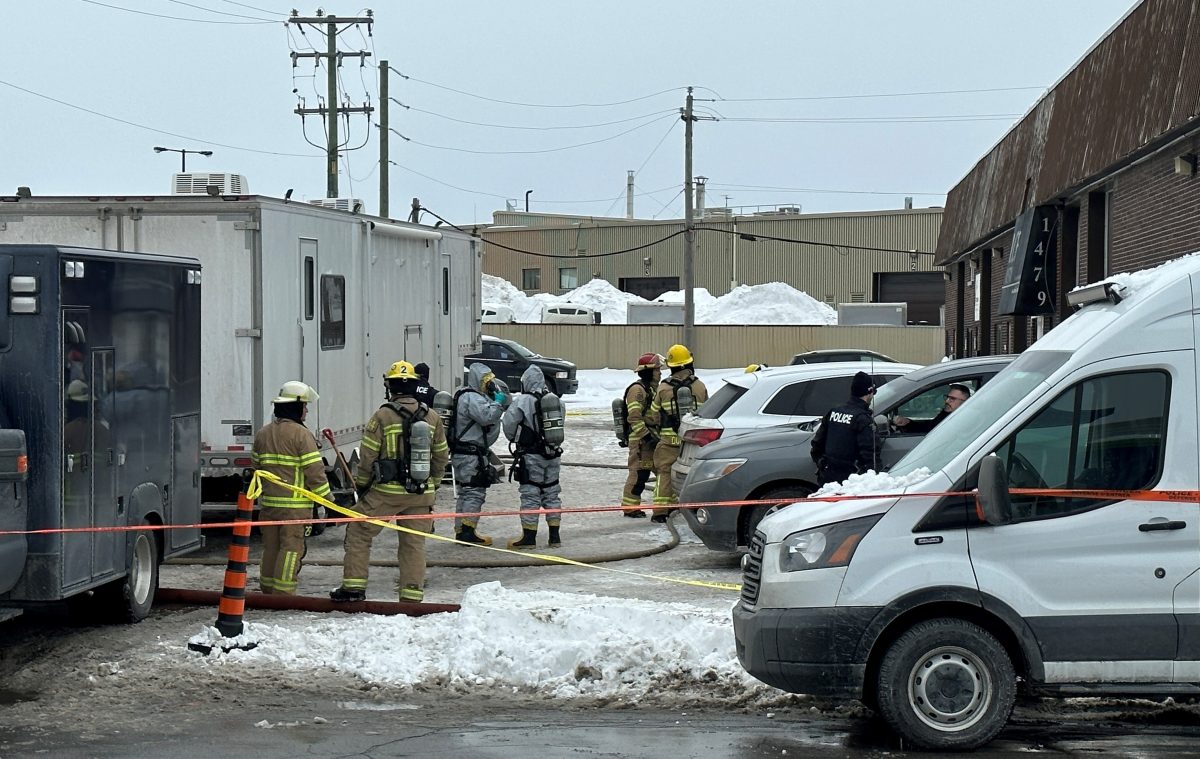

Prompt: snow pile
[483,274,836,325]
[566,368,749,409]
[811,467,934,498]
[187,582,780,706]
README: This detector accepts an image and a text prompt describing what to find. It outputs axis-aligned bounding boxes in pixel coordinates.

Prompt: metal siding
[485,324,942,369]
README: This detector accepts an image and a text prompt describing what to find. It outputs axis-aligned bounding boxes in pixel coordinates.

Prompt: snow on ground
[565,368,750,410]
[483,275,836,325]
[186,582,775,704]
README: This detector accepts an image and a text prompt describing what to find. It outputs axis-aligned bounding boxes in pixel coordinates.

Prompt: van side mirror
[976,454,1014,526]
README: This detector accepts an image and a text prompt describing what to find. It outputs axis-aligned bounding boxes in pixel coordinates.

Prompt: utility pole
[289,10,375,200]
[682,87,696,349]
[378,58,388,217]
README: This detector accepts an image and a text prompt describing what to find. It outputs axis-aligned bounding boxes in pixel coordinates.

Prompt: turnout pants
[621,439,655,512]
[258,505,308,595]
[340,489,434,596]
[652,442,681,516]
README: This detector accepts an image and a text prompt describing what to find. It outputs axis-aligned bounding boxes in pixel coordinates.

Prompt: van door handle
[1139,520,1187,532]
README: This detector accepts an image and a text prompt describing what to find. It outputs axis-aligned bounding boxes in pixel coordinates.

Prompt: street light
[153,146,213,172]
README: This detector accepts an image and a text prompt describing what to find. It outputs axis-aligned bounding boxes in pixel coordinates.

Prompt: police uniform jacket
[810,396,878,475]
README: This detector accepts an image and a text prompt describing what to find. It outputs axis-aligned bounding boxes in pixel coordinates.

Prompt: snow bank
[811,467,934,498]
[186,583,779,706]
[484,275,836,325]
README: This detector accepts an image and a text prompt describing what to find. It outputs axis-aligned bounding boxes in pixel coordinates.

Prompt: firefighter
[251,380,330,595]
[810,371,879,486]
[450,362,509,545]
[619,352,663,518]
[502,365,565,548]
[331,361,450,603]
[646,344,708,522]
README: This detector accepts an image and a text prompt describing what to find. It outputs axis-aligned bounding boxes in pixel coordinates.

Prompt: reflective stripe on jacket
[646,371,709,447]
[357,396,450,495]
[251,418,331,508]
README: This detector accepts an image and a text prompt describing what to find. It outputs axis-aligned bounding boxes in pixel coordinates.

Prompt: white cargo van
[542,303,598,324]
[482,304,516,324]
[734,256,1200,750]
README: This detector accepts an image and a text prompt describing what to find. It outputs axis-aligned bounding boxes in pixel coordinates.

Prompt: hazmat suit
[451,362,508,543]
[502,365,563,548]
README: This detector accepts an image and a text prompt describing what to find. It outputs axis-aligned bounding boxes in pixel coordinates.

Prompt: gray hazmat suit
[452,362,505,530]
[502,365,563,529]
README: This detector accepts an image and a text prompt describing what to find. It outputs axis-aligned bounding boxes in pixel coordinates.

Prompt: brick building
[937,0,1200,357]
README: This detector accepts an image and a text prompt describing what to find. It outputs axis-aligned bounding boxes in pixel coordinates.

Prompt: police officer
[810,371,879,486]
[646,344,708,522]
[619,352,662,518]
[502,365,563,548]
[331,361,450,603]
[251,381,330,595]
[451,362,509,545]
[413,362,438,406]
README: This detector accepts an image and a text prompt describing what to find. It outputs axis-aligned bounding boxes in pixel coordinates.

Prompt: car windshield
[871,374,918,411]
[888,350,1072,478]
[504,340,537,358]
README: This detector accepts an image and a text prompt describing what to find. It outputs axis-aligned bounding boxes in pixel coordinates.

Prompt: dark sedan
[678,355,1014,552]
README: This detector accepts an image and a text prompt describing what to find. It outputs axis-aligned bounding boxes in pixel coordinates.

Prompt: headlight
[687,457,746,484]
[779,515,882,573]
[554,371,569,379]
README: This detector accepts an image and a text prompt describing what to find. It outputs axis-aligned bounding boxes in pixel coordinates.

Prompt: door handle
[1139,520,1187,532]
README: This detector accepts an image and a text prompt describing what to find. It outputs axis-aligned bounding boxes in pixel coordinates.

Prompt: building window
[320,274,346,350]
[558,267,578,290]
[522,268,541,291]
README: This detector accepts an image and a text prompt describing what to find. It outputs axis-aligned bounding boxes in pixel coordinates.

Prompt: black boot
[507,528,538,549]
[547,524,561,547]
[456,524,493,546]
[330,586,366,603]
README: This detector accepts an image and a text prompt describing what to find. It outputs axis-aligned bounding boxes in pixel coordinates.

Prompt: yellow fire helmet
[272,380,319,404]
[384,360,418,380]
[665,344,693,368]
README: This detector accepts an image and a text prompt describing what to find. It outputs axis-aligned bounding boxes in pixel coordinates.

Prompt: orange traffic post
[188,488,258,654]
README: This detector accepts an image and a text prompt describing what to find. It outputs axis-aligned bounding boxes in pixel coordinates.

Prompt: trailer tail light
[16,455,27,474]
[233,457,253,467]
[683,428,723,447]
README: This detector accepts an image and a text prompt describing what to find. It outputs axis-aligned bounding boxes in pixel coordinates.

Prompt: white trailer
[0,195,482,508]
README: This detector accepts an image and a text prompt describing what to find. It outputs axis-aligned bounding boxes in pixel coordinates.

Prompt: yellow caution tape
[249,470,741,592]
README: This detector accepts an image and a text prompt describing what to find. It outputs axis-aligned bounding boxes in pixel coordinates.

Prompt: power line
[714,114,1021,124]
[706,182,945,196]
[387,160,675,204]
[388,67,682,109]
[218,0,286,13]
[162,0,278,21]
[77,0,277,24]
[696,226,933,256]
[0,77,320,158]
[698,85,1045,102]
[390,100,678,131]
[387,115,675,155]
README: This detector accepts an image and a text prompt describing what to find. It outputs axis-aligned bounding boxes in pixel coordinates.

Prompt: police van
[734,254,1200,750]
[0,245,202,622]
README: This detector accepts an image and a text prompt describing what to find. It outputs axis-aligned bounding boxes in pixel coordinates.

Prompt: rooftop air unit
[308,198,366,213]
[171,172,248,195]
[777,205,802,214]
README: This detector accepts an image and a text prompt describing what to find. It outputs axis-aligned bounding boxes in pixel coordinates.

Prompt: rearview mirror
[976,454,1014,526]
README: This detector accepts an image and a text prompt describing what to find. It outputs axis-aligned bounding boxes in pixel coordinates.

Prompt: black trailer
[0,245,202,621]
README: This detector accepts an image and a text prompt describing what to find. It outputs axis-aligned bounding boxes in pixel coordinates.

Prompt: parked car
[790,349,898,365]
[481,304,517,323]
[679,355,1014,552]
[542,303,599,325]
[464,335,578,395]
[672,362,919,492]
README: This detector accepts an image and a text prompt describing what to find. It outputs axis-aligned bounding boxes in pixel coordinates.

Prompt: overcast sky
[3,1,1138,225]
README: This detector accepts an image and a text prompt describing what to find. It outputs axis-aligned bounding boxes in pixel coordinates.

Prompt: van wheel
[745,486,811,542]
[121,528,160,623]
[876,618,1015,751]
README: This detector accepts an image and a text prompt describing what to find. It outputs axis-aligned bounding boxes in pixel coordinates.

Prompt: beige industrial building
[479,206,946,324]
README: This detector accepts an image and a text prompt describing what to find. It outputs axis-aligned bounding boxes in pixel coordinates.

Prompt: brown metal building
[937,0,1200,357]
[480,207,946,324]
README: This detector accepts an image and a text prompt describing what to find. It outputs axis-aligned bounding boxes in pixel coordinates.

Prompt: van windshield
[888,350,1072,478]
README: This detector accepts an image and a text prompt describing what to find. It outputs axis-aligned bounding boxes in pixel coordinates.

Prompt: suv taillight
[683,428,722,447]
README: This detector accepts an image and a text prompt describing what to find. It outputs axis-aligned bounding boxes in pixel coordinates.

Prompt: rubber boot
[456,524,493,546]
[330,586,366,603]
[508,528,538,549]
[547,524,561,547]
[624,509,647,518]
[399,584,424,602]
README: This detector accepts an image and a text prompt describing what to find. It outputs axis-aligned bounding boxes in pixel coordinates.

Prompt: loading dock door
[874,272,945,325]
[619,277,680,301]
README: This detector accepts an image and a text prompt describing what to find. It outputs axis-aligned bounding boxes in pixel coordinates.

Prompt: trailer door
[91,349,118,576]
[62,309,93,588]
[299,239,320,428]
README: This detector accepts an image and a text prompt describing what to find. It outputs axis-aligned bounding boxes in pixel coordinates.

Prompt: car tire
[875,617,1015,751]
[745,485,812,543]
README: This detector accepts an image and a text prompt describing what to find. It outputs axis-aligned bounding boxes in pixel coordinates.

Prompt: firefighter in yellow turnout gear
[331,361,450,603]
[645,344,708,522]
[619,352,663,518]
[252,381,331,595]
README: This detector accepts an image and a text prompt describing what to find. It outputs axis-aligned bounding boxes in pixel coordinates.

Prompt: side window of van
[993,370,1169,521]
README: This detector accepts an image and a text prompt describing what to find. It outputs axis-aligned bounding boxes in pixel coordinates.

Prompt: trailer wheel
[875,618,1015,751]
[121,527,159,622]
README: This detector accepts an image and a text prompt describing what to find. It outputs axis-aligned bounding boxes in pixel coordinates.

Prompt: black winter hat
[850,371,875,397]
[414,362,431,380]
